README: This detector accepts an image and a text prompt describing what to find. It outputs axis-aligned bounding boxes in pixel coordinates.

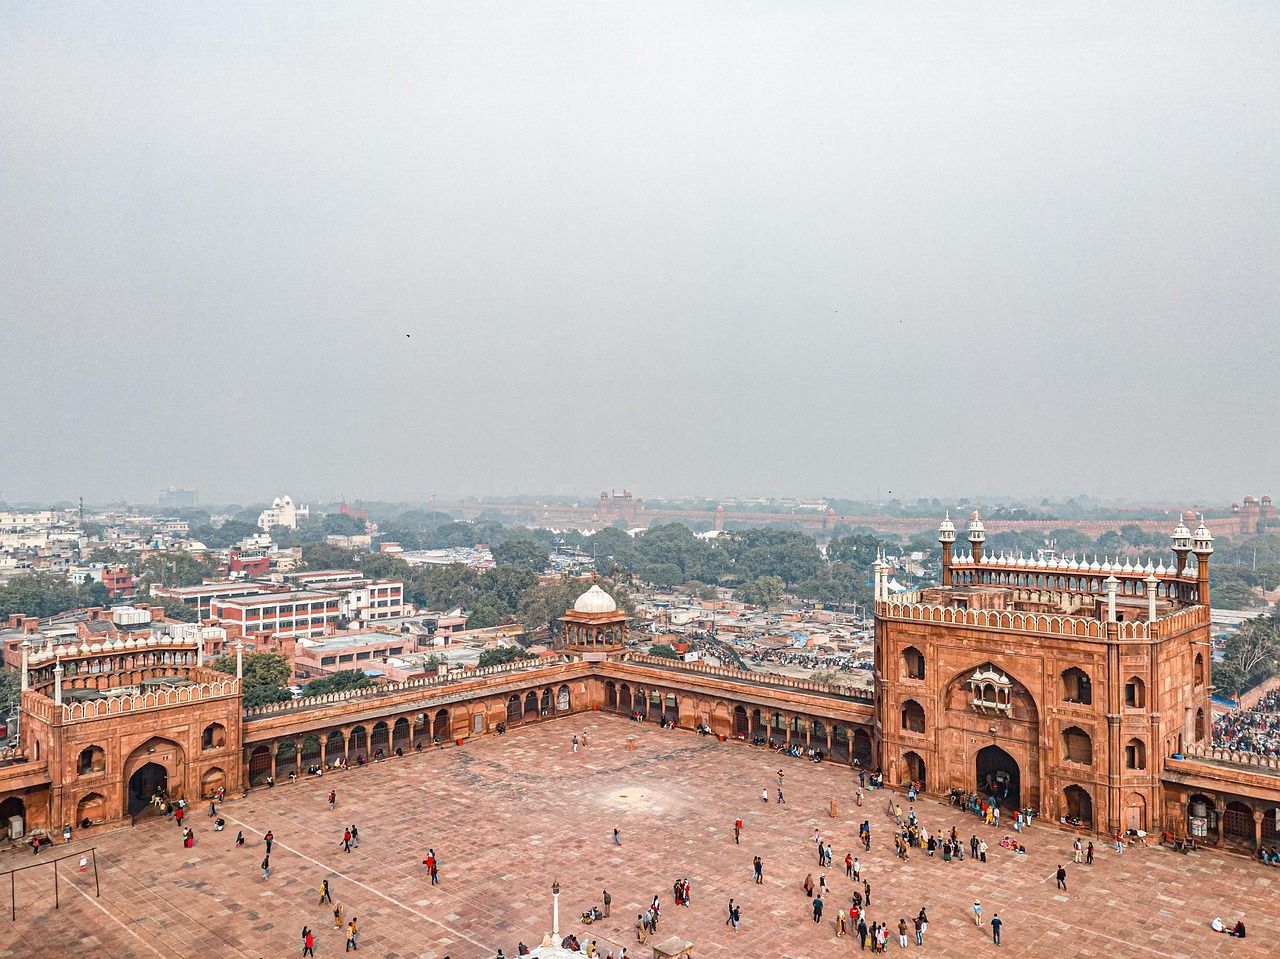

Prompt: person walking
[1073,838,1083,863]
[350,825,359,848]
[1086,842,1095,865]
[345,917,358,951]
[1115,832,1125,854]
[913,913,924,946]
[836,909,848,937]
[235,830,245,847]
[812,894,823,924]
[725,898,735,925]
[572,735,579,753]
[264,830,274,855]
[845,853,854,878]
[1056,865,1067,890]
[334,903,344,928]
[979,839,988,863]
[319,879,332,904]
[734,818,742,844]
[635,914,647,944]
[753,856,763,884]
[991,913,1003,946]
[863,879,871,906]
[761,787,769,803]
[973,899,983,926]
[603,889,611,918]
[302,927,315,957]
[777,786,785,804]
[613,828,621,846]
[341,828,352,853]
[897,918,909,948]
[857,916,868,950]
[261,855,270,879]
[730,903,741,931]
[328,790,337,811]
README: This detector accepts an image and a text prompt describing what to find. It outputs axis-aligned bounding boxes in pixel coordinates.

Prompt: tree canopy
[304,669,373,696]
[0,574,108,619]
[211,651,293,707]
[478,645,534,668]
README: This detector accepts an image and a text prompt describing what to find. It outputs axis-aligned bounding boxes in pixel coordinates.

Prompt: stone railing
[0,745,29,768]
[870,599,1187,642]
[1176,742,1280,772]
[1152,604,1211,638]
[61,678,241,722]
[242,656,571,719]
[623,653,875,703]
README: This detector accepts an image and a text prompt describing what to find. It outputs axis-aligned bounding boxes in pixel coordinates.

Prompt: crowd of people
[125,714,1266,957]
[1214,689,1280,757]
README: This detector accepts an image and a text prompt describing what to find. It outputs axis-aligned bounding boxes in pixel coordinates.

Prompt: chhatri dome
[573,584,618,614]
[561,583,627,659]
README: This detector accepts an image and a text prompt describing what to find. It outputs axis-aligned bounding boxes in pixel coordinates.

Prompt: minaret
[1191,517,1214,605]
[967,511,986,565]
[938,512,956,586]
[20,640,30,692]
[1170,518,1192,577]
[873,553,886,603]
[1104,575,1119,623]
[1145,573,1159,623]
[53,659,64,707]
[235,640,244,680]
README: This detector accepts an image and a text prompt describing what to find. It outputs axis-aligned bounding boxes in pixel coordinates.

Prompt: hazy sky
[3,3,1278,506]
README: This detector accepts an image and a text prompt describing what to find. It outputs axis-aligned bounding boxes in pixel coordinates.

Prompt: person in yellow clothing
[333,903,343,928]
[346,917,358,951]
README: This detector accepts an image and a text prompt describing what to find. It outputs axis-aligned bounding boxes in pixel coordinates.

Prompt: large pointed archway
[128,763,168,816]
[123,737,186,817]
[941,662,1041,811]
[976,744,1020,810]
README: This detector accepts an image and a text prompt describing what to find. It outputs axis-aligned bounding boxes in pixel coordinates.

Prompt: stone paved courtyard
[1,714,1276,958]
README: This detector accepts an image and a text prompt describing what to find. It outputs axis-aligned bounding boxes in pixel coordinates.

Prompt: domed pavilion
[559,584,628,661]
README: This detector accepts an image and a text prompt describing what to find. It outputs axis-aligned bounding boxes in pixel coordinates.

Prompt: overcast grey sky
[2,3,1277,506]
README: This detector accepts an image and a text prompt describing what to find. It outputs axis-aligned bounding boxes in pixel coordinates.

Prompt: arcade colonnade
[241,673,878,787]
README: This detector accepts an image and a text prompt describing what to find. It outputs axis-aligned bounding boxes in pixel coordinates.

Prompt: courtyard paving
[1,714,1276,958]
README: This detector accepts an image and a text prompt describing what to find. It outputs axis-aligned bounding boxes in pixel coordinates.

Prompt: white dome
[573,584,618,614]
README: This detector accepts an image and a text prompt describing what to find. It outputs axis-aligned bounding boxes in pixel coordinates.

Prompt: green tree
[478,645,534,668]
[322,513,366,536]
[491,537,549,571]
[151,596,199,622]
[648,643,681,659]
[1216,615,1280,697]
[136,552,219,590]
[738,575,785,607]
[301,543,358,570]
[0,574,109,619]
[304,669,373,696]
[211,651,293,707]
[0,669,20,715]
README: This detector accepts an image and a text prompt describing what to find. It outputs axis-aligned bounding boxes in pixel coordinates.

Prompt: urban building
[157,488,198,509]
[256,495,308,532]
[208,591,340,639]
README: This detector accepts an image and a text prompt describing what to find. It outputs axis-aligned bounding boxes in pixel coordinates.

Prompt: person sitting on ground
[1231,920,1246,938]
[214,817,225,831]
[1211,917,1226,933]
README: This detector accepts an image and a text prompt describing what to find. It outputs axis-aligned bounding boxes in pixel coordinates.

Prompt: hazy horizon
[4,4,1278,505]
